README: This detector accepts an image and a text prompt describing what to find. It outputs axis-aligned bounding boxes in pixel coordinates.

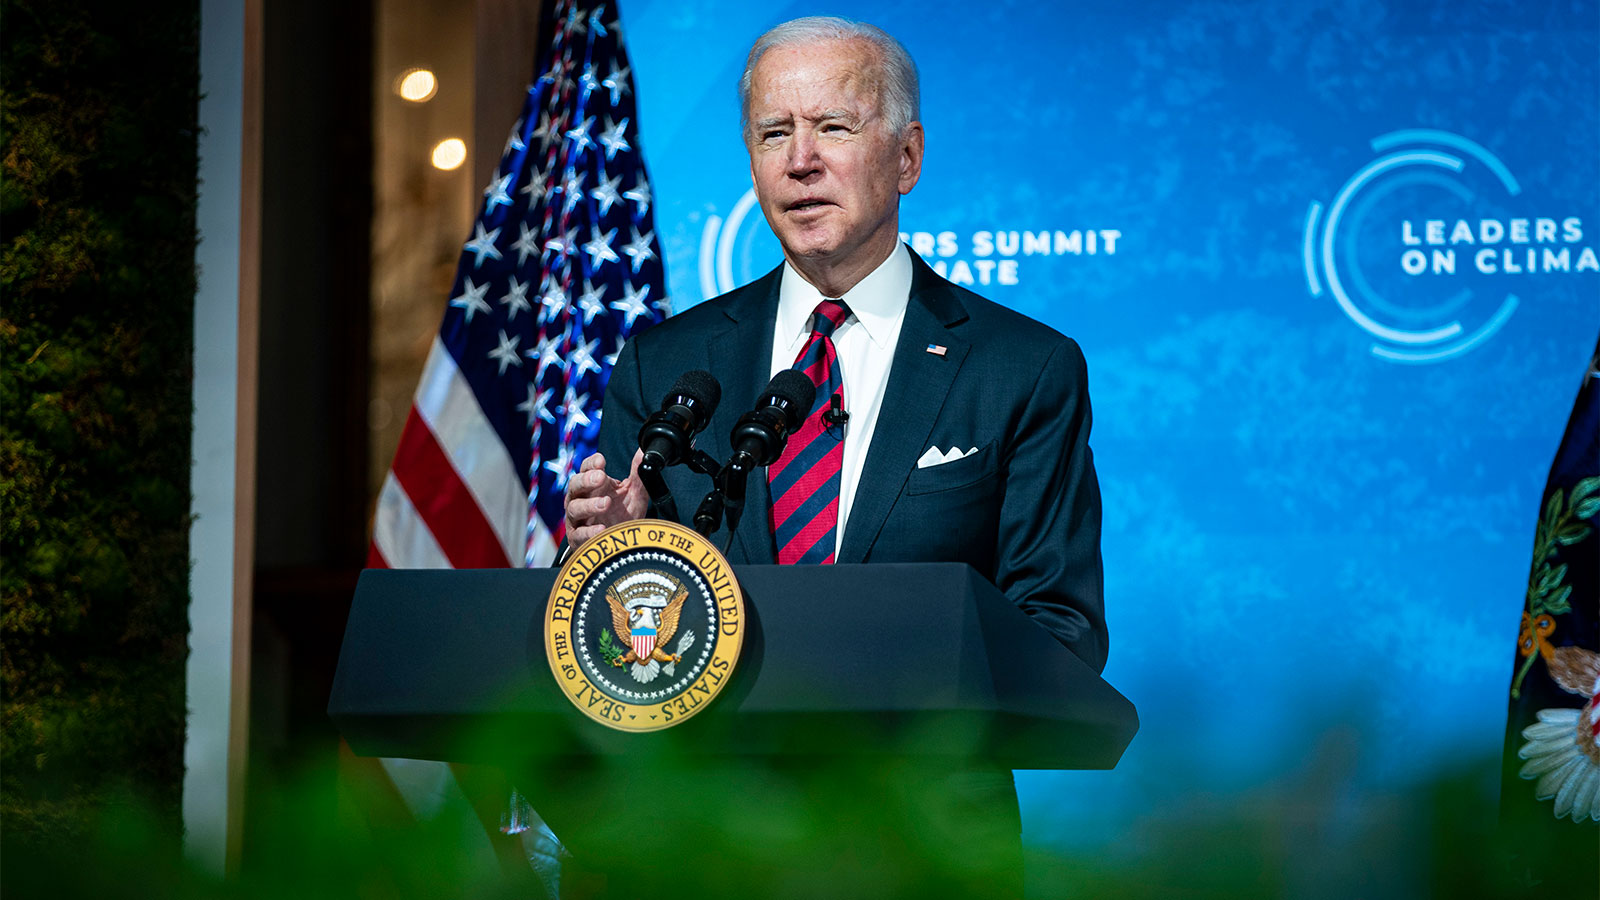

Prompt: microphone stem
[638,463,679,524]
[692,489,724,538]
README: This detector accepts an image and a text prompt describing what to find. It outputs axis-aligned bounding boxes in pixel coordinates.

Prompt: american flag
[369,0,667,571]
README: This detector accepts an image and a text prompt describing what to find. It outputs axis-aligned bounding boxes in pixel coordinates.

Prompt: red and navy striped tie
[769,299,851,564]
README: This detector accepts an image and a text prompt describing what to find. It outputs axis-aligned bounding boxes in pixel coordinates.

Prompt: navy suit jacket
[597,250,1107,672]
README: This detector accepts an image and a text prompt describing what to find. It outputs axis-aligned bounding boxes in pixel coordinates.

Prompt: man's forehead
[753,39,879,88]
[749,42,882,113]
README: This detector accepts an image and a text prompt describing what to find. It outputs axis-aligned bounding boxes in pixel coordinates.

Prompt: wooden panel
[473,0,544,192]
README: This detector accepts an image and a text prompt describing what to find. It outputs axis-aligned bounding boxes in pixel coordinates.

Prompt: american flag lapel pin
[925,343,947,357]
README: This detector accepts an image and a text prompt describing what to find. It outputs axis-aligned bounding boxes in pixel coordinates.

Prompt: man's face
[745,39,923,275]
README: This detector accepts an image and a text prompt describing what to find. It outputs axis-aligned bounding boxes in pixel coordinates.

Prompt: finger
[564,473,592,502]
[565,495,612,523]
[570,524,603,546]
[570,455,607,495]
[589,468,621,493]
[565,465,611,499]
[618,449,649,518]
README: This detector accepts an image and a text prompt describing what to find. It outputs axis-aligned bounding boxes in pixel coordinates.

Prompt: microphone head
[668,369,722,428]
[763,370,817,430]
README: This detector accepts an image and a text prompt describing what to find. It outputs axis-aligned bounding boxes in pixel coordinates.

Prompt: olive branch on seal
[598,628,625,666]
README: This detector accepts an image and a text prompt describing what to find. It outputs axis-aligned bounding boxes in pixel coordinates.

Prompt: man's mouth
[787,198,831,212]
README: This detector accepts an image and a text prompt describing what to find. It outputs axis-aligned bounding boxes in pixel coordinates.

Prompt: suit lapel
[705,266,781,565]
[837,254,970,564]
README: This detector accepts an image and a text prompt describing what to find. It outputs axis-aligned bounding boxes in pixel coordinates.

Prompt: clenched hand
[563,449,649,548]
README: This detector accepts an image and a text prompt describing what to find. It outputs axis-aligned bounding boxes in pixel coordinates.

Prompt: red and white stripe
[369,337,558,570]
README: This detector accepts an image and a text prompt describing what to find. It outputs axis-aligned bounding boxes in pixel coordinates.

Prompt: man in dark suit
[561,16,1104,895]
[565,16,1105,672]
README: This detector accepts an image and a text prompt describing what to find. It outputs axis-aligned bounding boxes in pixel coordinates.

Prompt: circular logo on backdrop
[1303,129,1532,365]
[544,520,744,732]
[697,187,770,301]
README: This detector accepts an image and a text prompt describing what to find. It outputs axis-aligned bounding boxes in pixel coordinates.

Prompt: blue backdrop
[621,0,1598,888]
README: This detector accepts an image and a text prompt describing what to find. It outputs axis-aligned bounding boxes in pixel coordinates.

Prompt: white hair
[738,16,921,137]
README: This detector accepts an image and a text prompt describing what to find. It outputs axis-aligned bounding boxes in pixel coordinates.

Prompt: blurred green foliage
[0,744,1534,899]
[1,0,198,849]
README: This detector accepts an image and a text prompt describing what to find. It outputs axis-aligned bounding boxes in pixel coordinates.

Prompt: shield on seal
[631,619,657,659]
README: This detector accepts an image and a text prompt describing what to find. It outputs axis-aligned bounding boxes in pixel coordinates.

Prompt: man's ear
[899,121,925,195]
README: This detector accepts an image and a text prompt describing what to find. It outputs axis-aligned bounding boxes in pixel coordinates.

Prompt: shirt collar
[776,242,912,351]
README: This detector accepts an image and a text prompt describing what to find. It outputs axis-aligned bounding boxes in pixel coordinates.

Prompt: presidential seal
[544,520,745,732]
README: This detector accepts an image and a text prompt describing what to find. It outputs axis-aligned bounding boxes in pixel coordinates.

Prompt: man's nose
[785,132,821,177]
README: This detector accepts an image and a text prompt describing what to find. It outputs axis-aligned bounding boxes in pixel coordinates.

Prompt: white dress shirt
[768,243,912,551]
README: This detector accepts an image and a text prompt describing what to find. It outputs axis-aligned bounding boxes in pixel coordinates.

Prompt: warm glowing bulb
[396,68,438,102]
[431,138,466,170]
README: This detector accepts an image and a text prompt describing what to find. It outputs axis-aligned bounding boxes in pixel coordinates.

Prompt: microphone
[637,371,720,524]
[822,391,849,427]
[637,370,721,473]
[728,370,816,473]
[720,371,816,536]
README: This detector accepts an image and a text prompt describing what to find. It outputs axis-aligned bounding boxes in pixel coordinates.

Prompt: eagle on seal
[605,583,689,667]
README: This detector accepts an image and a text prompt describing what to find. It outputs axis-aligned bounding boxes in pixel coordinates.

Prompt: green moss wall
[2,0,199,846]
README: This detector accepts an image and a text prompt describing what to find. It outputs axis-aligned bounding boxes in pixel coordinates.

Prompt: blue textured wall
[624,0,1599,888]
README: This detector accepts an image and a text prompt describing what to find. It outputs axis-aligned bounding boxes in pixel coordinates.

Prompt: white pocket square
[916,445,980,468]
